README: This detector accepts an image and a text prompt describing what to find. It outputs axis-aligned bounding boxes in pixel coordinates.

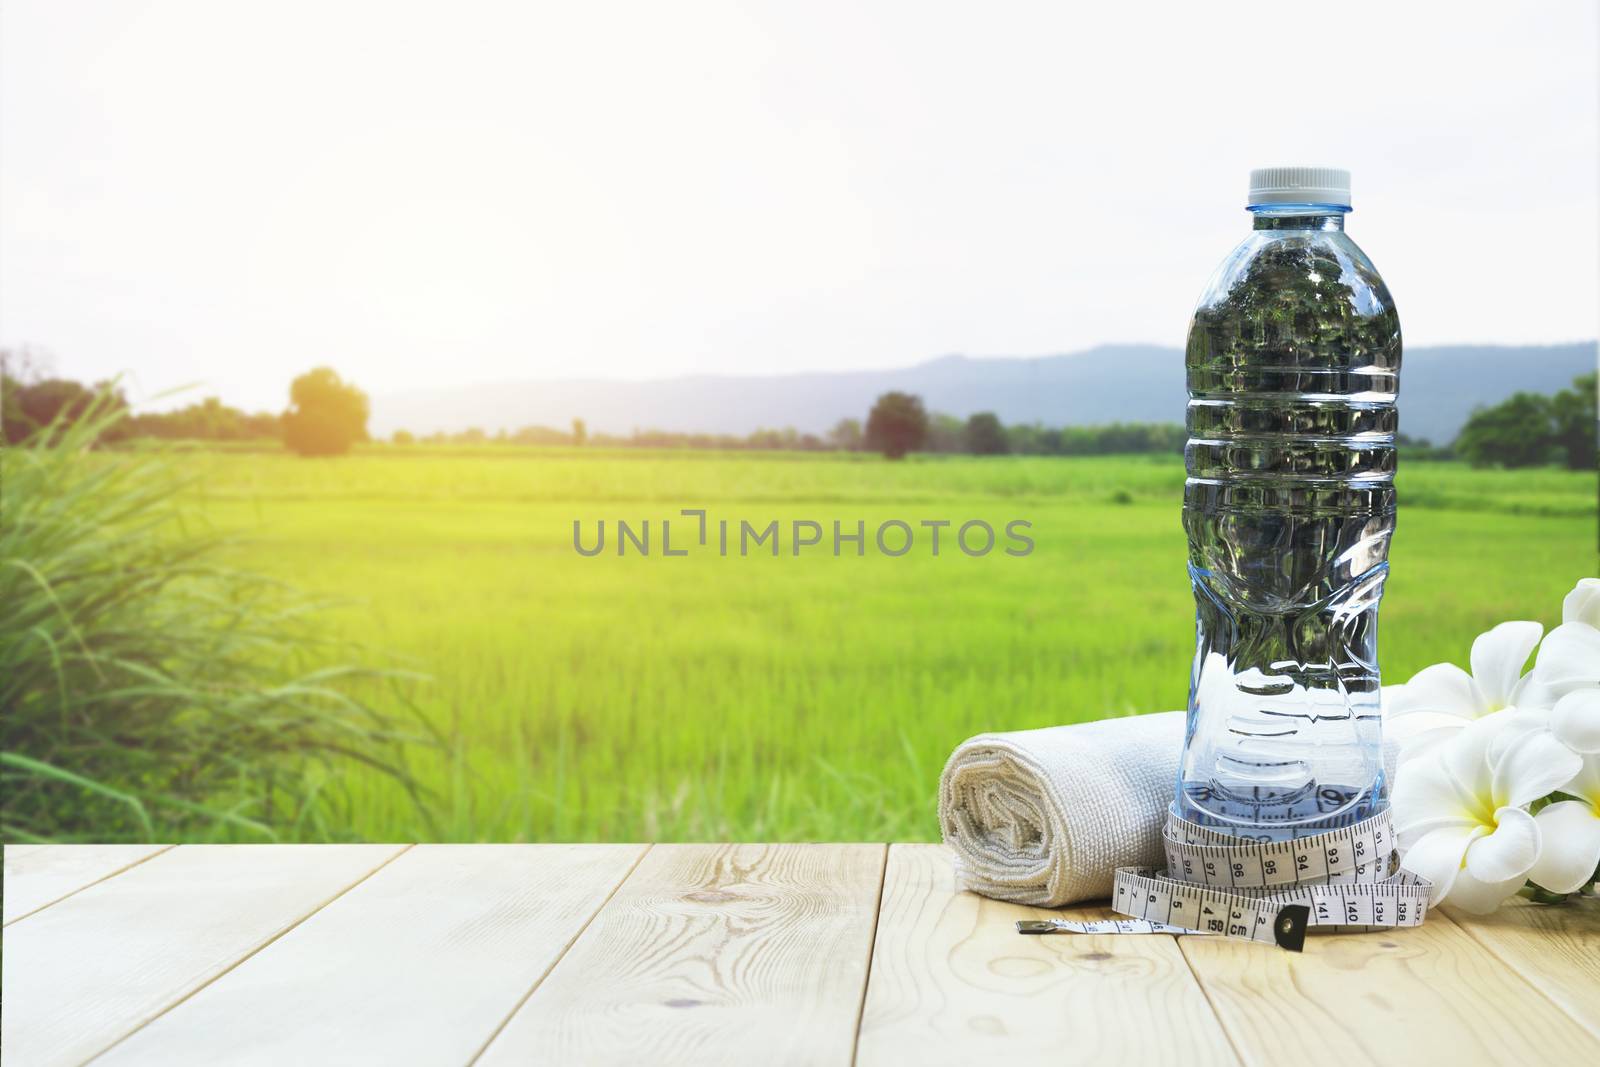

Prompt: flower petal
[1390,714,1470,767]
[1484,707,1548,754]
[1534,622,1600,698]
[1565,753,1600,805]
[1400,823,1484,904]
[1387,708,1470,743]
[1526,800,1600,894]
[1488,721,1583,808]
[1391,753,1477,848]
[1395,726,1462,766]
[1509,670,1558,712]
[1464,806,1540,883]
[1550,689,1600,755]
[1436,713,1502,796]
[1470,621,1543,709]
[1441,868,1527,914]
[1388,663,1482,719]
[1562,578,1600,628]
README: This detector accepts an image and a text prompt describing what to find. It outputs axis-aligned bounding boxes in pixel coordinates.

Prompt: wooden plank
[3,844,172,924]
[1180,908,1600,1066]
[1446,895,1600,1039]
[1,843,404,1067]
[857,844,1238,1066]
[476,843,886,1066]
[95,844,647,1066]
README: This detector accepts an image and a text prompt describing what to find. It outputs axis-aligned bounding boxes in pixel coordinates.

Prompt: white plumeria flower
[1487,687,1600,762]
[1386,621,1548,761]
[1393,712,1577,913]
[1526,750,1600,894]
[1533,578,1600,699]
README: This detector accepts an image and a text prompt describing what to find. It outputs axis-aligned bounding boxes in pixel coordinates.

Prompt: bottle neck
[1250,204,1348,231]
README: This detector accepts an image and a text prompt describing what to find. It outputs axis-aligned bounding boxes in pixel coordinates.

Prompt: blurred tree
[0,368,129,445]
[392,429,415,445]
[827,417,862,451]
[747,427,802,450]
[865,392,927,459]
[1,371,35,446]
[572,417,587,447]
[282,368,370,456]
[1004,421,1052,454]
[129,396,280,441]
[1550,372,1597,471]
[512,424,569,445]
[923,413,965,453]
[19,379,99,435]
[1,348,44,444]
[1454,392,1556,468]
[965,412,1008,455]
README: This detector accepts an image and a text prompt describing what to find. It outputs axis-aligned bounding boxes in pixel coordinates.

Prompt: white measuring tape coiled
[1017,808,1431,951]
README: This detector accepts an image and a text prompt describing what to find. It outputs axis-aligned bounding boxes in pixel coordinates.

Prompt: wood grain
[1,843,404,1067]
[93,844,646,1066]
[476,843,886,1066]
[8,843,1598,1066]
[1181,908,1600,1066]
[857,844,1238,1066]
[1447,895,1600,1039]
[3,843,172,924]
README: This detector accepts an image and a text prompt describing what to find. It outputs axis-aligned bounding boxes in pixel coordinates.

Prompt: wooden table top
[3,843,1597,1066]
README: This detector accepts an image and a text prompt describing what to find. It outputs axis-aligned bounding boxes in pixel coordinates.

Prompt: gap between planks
[463,843,655,1066]
[87,844,417,1063]
[474,843,889,1065]
[5,844,410,1067]
[92,844,650,1067]
[1440,897,1600,1040]
[1174,920,1249,1066]
[1176,894,1600,1066]
[847,840,892,1067]
[856,843,1238,1067]
[3,844,176,927]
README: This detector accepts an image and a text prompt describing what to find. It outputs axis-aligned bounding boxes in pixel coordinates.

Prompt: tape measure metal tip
[1274,905,1310,952]
[1016,920,1057,935]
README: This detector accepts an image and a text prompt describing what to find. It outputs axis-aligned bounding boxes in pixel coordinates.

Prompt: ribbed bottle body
[1177,211,1401,839]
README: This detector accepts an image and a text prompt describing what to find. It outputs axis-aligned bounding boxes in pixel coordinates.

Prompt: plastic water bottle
[1176,167,1400,839]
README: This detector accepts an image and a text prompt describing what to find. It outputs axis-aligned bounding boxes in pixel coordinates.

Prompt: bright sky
[2,0,1596,412]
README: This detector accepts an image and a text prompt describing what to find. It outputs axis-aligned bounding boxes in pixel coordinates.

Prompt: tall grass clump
[1,393,434,843]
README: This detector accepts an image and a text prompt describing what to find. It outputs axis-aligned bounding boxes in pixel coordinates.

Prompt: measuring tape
[1016,808,1431,951]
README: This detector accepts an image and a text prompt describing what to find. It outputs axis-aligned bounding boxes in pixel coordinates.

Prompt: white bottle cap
[1247,166,1351,208]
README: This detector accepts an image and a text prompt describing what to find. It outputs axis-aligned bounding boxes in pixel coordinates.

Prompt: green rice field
[181,448,1596,842]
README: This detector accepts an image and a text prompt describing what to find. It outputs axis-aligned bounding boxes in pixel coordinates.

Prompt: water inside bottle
[1177,201,1400,840]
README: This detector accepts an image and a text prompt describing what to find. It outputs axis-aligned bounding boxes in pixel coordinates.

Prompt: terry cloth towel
[939,712,1186,907]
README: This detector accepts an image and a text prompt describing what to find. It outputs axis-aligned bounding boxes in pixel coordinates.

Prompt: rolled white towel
[939,712,1185,907]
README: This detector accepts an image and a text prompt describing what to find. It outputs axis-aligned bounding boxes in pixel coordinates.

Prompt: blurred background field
[171,447,1594,842]
[3,3,1596,850]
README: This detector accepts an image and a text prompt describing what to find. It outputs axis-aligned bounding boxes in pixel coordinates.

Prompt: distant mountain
[372,342,1597,447]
